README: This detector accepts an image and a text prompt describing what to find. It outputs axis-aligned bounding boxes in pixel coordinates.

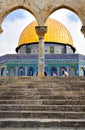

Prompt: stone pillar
[0,20,3,33]
[0,27,3,33]
[81,26,85,37]
[35,26,47,76]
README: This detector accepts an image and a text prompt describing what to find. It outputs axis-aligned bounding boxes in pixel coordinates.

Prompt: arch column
[0,68,1,76]
[81,26,85,37]
[35,26,47,76]
[0,27,3,33]
[0,19,3,33]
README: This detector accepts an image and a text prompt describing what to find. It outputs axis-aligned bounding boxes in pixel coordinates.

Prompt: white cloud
[0,10,35,56]
[0,9,85,56]
[50,9,85,55]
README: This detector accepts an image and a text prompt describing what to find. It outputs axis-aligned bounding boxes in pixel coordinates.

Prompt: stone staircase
[0,76,85,129]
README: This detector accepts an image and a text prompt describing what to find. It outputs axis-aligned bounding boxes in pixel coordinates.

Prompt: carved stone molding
[35,26,47,39]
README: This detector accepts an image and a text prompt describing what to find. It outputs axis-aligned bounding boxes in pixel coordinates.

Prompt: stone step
[15,78,85,84]
[0,94,85,100]
[0,84,85,90]
[0,88,85,96]
[0,104,85,111]
[0,111,85,119]
[0,90,85,101]
[0,88,53,94]
[0,76,85,83]
[0,99,85,105]
[0,118,85,128]
[2,77,85,83]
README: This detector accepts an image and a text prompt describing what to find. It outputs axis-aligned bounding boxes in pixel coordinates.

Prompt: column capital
[35,26,47,38]
[81,26,85,37]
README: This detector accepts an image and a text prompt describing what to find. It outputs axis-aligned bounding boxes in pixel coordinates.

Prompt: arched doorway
[60,67,67,76]
[70,67,76,76]
[80,67,84,76]
[18,67,25,76]
[51,67,57,76]
[1,68,5,76]
[29,67,33,76]
[10,67,15,76]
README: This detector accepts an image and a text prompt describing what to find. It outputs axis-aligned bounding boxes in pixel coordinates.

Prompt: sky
[0,8,85,56]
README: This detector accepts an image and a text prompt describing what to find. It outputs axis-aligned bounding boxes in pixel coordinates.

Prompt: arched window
[26,47,31,53]
[18,67,25,76]
[29,67,33,76]
[50,47,54,53]
[60,67,66,76]
[1,68,5,76]
[51,67,57,76]
[70,67,76,76]
[80,67,84,76]
[10,67,15,76]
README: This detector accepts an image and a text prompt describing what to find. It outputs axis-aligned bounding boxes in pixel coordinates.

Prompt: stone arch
[43,4,85,36]
[43,1,85,23]
[0,3,38,33]
[45,7,82,28]
[47,6,78,20]
[0,8,36,55]
[0,1,85,35]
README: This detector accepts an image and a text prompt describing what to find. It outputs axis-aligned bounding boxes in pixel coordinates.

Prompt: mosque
[0,18,85,76]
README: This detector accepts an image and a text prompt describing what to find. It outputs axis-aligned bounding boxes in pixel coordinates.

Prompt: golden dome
[16,18,75,52]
